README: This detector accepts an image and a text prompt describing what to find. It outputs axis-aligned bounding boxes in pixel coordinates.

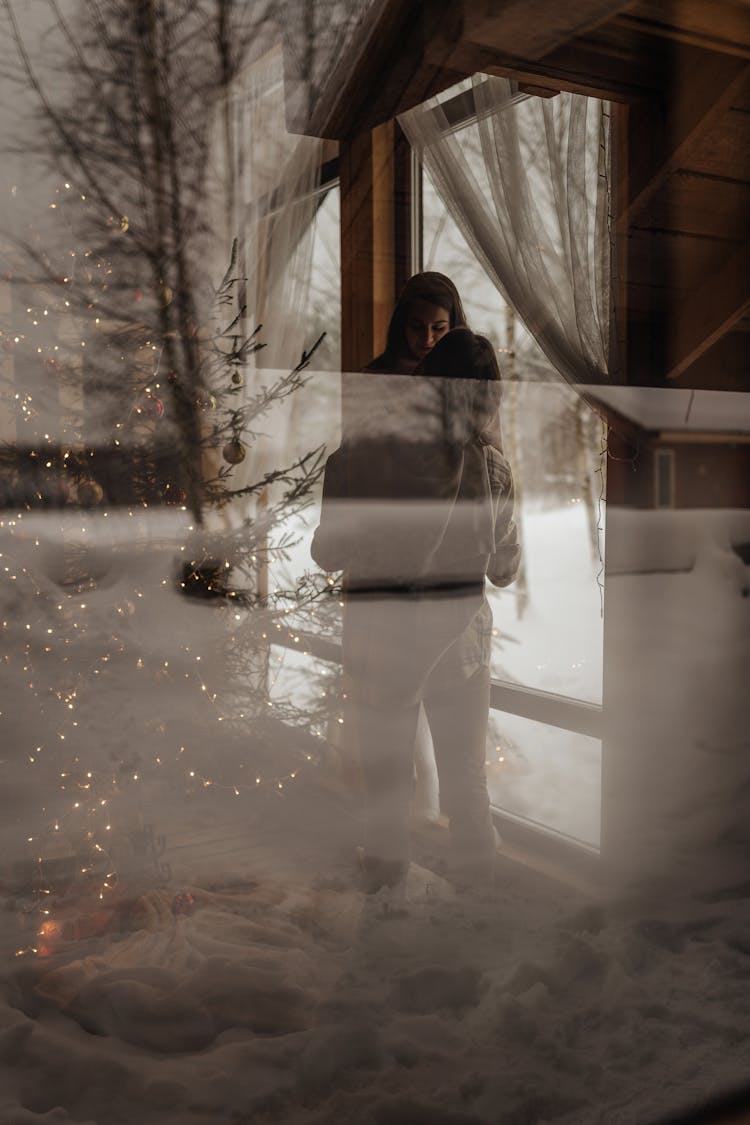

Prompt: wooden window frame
[654,447,676,509]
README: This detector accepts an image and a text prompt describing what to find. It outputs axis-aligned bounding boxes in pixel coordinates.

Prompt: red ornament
[172,892,195,916]
[134,289,143,302]
[163,483,186,505]
[136,395,164,419]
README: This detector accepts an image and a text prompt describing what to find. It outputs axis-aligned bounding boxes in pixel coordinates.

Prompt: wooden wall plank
[371,121,396,357]
[340,132,375,373]
[627,228,742,292]
[666,238,750,379]
[463,0,635,62]
[682,106,750,181]
[339,125,414,372]
[642,171,750,241]
[618,0,750,58]
[678,330,750,392]
[622,54,750,226]
[471,37,666,102]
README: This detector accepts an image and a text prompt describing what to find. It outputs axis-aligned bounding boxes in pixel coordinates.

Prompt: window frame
[410,88,606,853]
[654,447,676,509]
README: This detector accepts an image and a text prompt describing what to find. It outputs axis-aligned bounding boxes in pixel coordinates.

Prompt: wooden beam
[678,329,750,392]
[490,680,604,740]
[612,103,629,379]
[340,131,375,372]
[463,0,636,61]
[657,431,750,444]
[666,239,750,379]
[372,121,396,355]
[517,82,560,98]
[622,53,750,229]
[287,0,653,136]
[617,0,750,60]
[392,122,414,298]
[339,123,413,372]
[431,38,664,102]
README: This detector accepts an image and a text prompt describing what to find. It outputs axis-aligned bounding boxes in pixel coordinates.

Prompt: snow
[1,505,749,1124]
[582,385,750,435]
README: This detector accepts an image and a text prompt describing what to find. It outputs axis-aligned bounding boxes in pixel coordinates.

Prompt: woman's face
[403,300,451,362]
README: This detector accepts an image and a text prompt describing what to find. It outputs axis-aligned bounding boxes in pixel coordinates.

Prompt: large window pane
[422,156,604,844]
[422,165,605,705]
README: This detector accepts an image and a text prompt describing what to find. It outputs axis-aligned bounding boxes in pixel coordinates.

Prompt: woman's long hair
[419,326,501,385]
[367,272,468,371]
[420,328,504,445]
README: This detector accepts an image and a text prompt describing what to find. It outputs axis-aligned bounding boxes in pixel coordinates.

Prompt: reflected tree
[1,0,276,519]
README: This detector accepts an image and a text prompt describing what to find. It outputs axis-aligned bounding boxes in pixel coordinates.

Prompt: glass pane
[422,167,605,704]
[487,712,601,847]
[302,185,341,371]
[420,152,603,844]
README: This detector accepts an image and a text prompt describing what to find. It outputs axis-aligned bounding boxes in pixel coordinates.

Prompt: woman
[312,293,520,893]
[365,271,467,374]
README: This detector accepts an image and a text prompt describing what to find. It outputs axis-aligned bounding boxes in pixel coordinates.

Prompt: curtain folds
[399,76,613,386]
[208,47,324,513]
[222,47,323,371]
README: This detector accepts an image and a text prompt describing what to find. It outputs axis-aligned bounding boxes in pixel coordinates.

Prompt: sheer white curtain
[399,75,613,385]
[208,46,324,511]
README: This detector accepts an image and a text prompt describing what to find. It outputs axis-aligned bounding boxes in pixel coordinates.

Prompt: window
[421,154,605,848]
[655,448,675,509]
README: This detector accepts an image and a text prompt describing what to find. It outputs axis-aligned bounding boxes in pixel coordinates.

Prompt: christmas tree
[0,0,343,956]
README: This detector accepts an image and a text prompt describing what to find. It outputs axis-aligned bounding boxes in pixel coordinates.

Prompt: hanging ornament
[160,284,172,307]
[77,479,104,506]
[163,483,186,505]
[135,394,164,419]
[119,216,129,233]
[222,440,246,465]
[134,289,143,303]
[231,370,243,387]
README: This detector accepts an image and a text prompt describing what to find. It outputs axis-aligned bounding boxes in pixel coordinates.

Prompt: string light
[1,232,333,957]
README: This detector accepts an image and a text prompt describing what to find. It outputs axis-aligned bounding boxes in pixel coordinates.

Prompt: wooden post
[340,121,413,372]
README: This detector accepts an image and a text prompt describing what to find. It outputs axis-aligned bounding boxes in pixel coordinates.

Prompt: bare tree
[1,0,277,520]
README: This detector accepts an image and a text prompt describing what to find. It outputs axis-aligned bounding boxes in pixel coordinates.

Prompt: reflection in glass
[486,712,601,847]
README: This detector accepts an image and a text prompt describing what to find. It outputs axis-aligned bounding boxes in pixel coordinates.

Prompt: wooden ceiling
[286,0,750,390]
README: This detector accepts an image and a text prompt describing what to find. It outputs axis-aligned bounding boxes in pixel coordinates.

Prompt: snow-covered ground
[1,504,749,1124]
